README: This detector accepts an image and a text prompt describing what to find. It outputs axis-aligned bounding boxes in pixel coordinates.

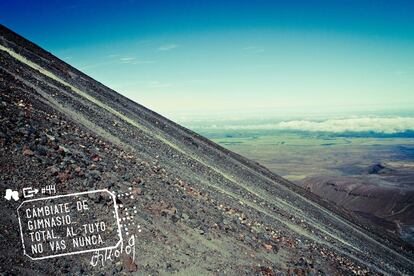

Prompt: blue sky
[1,0,414,120]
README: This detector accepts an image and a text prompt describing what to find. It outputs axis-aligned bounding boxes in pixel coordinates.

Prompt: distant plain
[196,130,414,181]
[185,118,414,244]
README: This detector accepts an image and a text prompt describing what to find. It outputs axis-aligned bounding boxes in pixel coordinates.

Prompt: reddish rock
[131,187,142,195]
[92,154,100,162]
[22,147,34,156]
[122,253,138,272]
[57,171,70,183]
[263,244,273,251]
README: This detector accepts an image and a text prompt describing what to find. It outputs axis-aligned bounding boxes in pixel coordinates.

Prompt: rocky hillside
[299,163,414,246]
[1,24,413,275]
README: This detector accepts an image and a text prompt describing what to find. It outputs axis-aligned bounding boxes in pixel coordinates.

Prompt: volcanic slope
[0,25,413,275]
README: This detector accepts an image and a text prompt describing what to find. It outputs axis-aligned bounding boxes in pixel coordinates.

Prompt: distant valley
[187,121,414,245]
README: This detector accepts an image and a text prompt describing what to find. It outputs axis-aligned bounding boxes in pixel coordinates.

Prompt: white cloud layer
[203,117,414,133]
[159,44,179,51]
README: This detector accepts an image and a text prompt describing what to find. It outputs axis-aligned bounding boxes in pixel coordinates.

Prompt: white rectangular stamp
[17,189,122,260]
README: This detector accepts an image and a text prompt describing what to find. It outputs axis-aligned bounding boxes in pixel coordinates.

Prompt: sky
[1,0,413,120]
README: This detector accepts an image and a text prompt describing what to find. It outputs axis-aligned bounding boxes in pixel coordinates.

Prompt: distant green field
[192,129,414,181]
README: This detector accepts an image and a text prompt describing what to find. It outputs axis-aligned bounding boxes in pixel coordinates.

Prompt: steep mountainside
[1,25,413,275]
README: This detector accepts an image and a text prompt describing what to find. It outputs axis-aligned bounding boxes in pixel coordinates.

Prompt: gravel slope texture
[0,25,413,275]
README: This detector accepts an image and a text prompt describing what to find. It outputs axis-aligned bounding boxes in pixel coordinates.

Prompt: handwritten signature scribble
[90,235,135,267]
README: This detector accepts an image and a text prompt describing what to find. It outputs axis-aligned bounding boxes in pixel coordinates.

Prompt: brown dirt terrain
[299,164,414,246]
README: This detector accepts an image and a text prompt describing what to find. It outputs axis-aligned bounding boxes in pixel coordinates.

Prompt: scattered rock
[122,253,138,272]
[181,213,190,221]
[22,146,34,156]
[35,145,48,156]
[88,192,102,203]
[263,244,273,251]
[131,187,142,195]
[57,171,70,183]
[91,154,100,162]
[87,170,101,181]
[48,165,60,176]
[161,207,177,217]
[58,145,71,155]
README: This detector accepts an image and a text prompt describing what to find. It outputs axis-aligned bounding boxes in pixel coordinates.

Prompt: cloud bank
[201,117,414,133]
[276,117,414,133]
[159,44,179,51]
